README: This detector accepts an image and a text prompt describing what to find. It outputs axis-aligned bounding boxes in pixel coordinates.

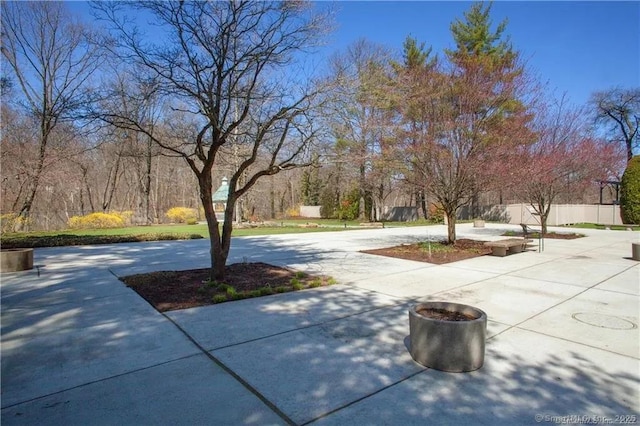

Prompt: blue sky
[69,1,639,108]
[326,1,639,107]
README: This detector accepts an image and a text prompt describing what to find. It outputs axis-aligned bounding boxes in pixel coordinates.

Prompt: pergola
[598,180,620,205]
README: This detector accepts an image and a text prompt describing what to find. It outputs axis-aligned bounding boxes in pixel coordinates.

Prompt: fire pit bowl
[409,301,487,372]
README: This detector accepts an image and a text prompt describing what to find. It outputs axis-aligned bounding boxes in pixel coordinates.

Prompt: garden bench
[484,238,532,257]
[520,223,544,252]
[520,223,540,238]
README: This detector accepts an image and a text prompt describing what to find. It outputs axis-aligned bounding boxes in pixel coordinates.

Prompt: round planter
[1,248,34,272]
[632,243,640,261]
[409,301,487,372]
[473,219,485,228]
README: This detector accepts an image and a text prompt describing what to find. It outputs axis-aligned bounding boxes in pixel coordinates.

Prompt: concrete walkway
[1,223,638,425]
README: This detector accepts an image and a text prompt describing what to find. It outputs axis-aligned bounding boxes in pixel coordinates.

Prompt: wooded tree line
[1,1,636,247]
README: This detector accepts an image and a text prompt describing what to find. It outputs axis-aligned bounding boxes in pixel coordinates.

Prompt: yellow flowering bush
[1,213,29,234]
[68,212,125,229]
[166,207,198,224]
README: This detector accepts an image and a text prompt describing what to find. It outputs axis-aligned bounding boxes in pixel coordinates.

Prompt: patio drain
[571,312,637,330]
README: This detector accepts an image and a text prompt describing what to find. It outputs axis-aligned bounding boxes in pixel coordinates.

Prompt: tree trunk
[445,210,456,244]
[102,156,122,212]
[540,208,549,235]
[144,138,153,225]
[199,173,225,282]
[419,190,428,220]
[17,135,48,229]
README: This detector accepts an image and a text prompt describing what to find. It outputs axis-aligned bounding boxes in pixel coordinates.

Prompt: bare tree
[100,69,163,223]
[515,97,625,234]
[328,39,395,221]
[591,88,640,162]
[94,1,330,280]
[1,2,104,227]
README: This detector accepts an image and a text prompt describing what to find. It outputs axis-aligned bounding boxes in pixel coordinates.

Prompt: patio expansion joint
[299,368,428,426]
[205,299,409,353]
[159,311,297,426]
[510,326,640,360]
[0,352,203,411]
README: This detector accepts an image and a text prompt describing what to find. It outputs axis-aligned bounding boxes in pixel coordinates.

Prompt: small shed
[212,177,229,220]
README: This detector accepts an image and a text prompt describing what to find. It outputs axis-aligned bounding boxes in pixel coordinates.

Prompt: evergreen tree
[391,36,438,220]
[392,35,435,72]
[620,155,640,224]
[411,1,532,243]
[447,2,511,58]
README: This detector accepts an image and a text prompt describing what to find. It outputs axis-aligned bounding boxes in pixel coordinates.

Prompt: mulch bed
[122,232,581,313]
[361,239,491,265]
[121,262,333,312]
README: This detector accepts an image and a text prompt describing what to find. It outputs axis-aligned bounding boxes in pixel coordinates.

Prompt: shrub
[308,278,322,288]
[427,204,445,223]
[113,211,133,225]
[225,286,238,298]
[336,187,360,221]
[248,289,263,298]
[259,286,274,296]
[68,212,124,229]
[1,213,29,234]
[212,295,228,304]
[620,156,640,224]
[286,206,300,218]
[166,207,198,224]
[0,233,203,249]
[319,186,337,218]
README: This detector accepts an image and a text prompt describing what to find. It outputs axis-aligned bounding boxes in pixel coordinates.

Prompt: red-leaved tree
[513,97,625,234]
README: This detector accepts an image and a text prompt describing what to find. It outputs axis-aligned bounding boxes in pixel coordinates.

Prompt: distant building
[212,177,229,221]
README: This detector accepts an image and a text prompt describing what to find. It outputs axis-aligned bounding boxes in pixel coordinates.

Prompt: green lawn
[3,221,362,239]
[564,223,640,231]
[1,219,420,248]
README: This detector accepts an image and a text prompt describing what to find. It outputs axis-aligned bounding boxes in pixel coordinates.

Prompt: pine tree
[391,36,438,220]
[421,2,531,243]
[447,2,511,58]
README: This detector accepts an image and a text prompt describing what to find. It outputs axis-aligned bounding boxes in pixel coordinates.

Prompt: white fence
[299,205,322,218]
[300,202,624,226]
[501,204,624,226]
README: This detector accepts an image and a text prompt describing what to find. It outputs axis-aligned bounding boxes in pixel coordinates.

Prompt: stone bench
[359,222,384,228]
[484,238,532,257]
[298,223,319,228]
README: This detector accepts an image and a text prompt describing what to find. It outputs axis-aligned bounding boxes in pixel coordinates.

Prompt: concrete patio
[1,223,638,425]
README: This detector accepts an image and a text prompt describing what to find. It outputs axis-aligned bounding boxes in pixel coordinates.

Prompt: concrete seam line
[203,299,410,352]
[487,262,639,342]
[0,353,203,411]
[299,368,428,426]
[160,312,297,426]
[512,326,639,360]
